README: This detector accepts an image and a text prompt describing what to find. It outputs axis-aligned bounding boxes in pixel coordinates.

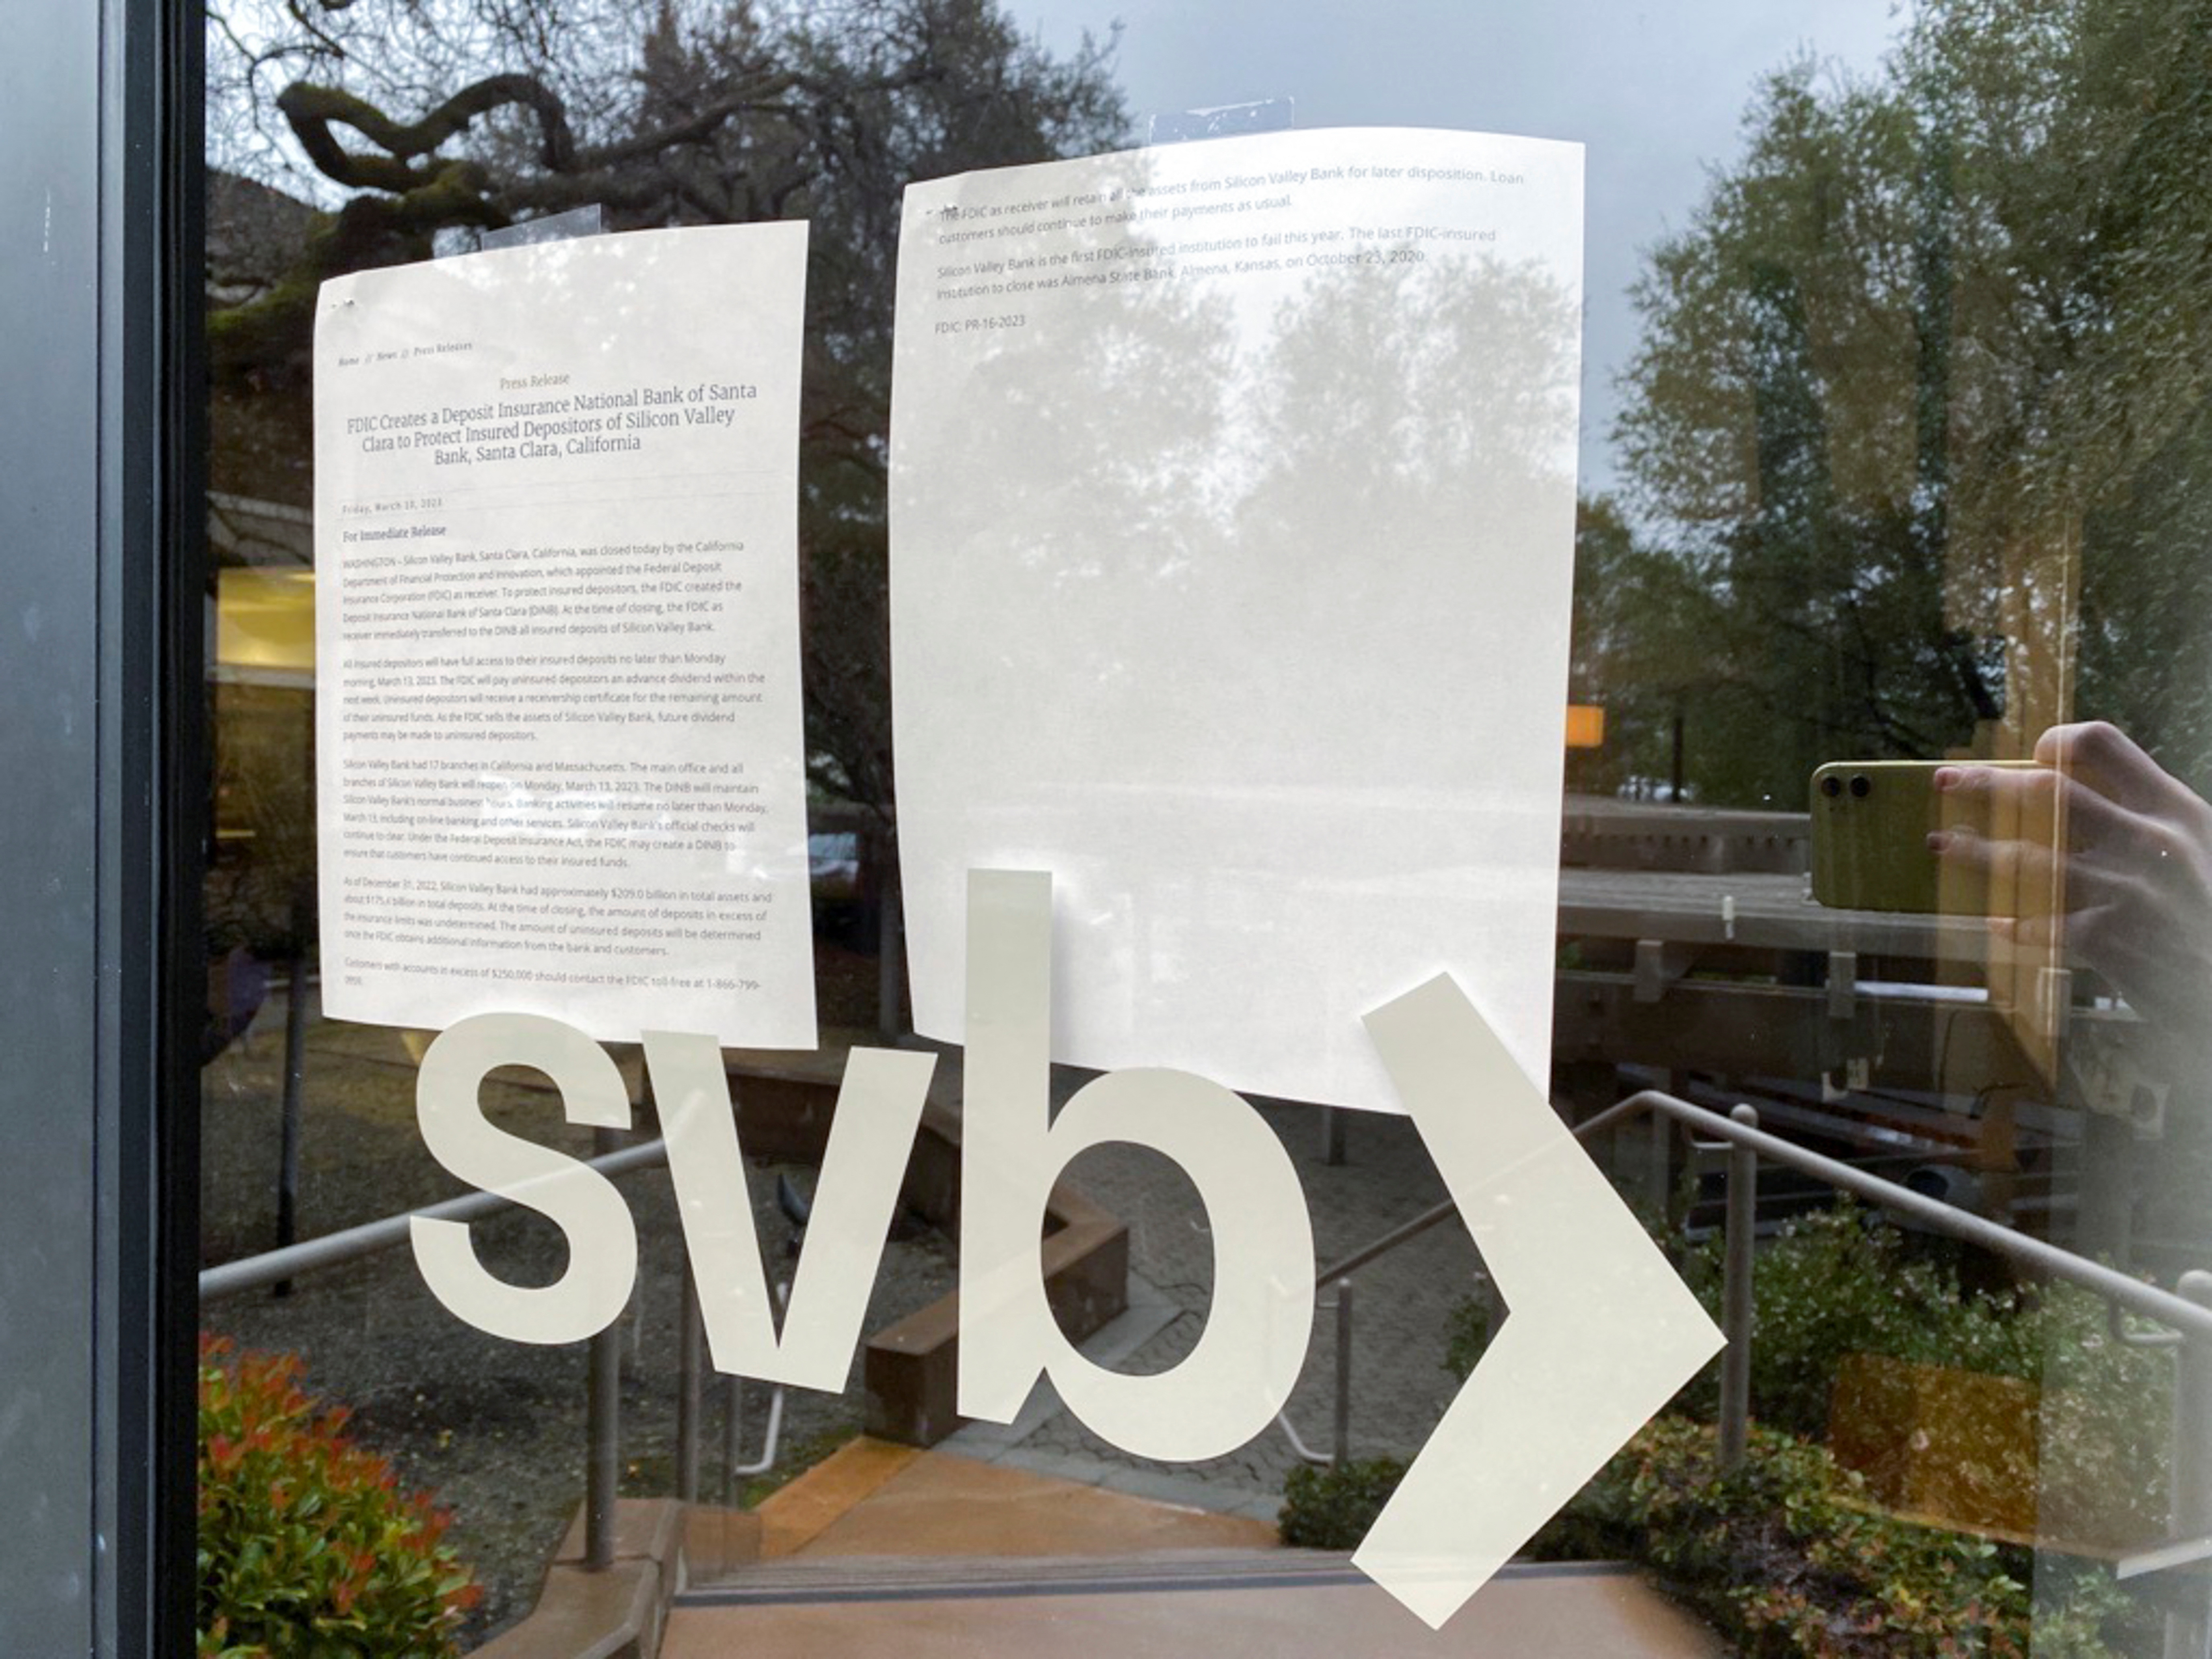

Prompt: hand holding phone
[1930,722,2212,1040]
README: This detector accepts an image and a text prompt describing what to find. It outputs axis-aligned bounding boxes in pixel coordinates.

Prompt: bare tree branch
[280,75,580,189]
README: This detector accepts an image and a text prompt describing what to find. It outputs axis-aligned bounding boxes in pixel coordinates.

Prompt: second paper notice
[892,129,1584,1112]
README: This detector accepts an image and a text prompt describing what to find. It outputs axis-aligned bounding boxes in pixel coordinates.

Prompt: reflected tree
[887,154,1242,792]
[1562,496,1712,800]
[206,0,1129,810]
[1231,255,1579,791]
[1607,0,2212,804]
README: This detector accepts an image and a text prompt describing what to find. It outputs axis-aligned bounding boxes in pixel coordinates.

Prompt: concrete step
[719,1440,1276,1569]
[671,1445,1721,1657]
[663,1556,1723,1657]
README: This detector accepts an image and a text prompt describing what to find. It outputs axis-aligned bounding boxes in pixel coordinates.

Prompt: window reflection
[197,0,2212,1652]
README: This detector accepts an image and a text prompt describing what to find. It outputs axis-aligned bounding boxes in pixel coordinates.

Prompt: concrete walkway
[747,1440,1278,1560]
[666,1443,1720,1658]
[666,1564,1722,1659]
[930,1080,1490,1522]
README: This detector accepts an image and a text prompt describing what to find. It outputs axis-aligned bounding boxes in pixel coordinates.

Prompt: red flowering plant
[197,1336,479,1658]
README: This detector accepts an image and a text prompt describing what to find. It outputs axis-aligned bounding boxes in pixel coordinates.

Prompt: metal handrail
[1275,1280,1356,1467]
[200,1078,2212,1629]
[1587,1091,2212,1342]
[1594,1089,2212,1617]
[1307,1089,2212,1341]
[197,1136,672,1303]
[199,1128,804,1572]
[198,1133,707,1577]
[1302,1083,2212,1636]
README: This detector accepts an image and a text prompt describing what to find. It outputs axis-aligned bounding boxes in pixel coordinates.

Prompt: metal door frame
[0,0,200,1649]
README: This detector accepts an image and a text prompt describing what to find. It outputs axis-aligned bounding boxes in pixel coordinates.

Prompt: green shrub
[1453,1204,2171,1526]
[1273,1415,2157,1654]
[1617,1416,2045,1656]
[1684,1207,2054,1432]
[198,1337,477,1658]
[1431,1201,2173,1648]
[1441,1292,1495,1384]
[1671,1206,2170,1537]
[1277,1457,1407,1549]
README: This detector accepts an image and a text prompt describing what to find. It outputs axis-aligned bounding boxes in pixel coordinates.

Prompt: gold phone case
[1809,760,2039,914]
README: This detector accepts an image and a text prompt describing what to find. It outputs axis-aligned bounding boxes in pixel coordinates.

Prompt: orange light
[1564,704,1605,749]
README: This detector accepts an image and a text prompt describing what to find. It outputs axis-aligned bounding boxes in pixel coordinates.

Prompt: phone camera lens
[1849,774,1871,798]
[1820,775,1842,798]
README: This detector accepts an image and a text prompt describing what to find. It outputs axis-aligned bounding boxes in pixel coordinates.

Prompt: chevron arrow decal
[1353,974,1725,1629]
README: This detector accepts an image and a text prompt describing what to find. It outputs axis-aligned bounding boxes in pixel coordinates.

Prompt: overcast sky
[1015,0,1909,497]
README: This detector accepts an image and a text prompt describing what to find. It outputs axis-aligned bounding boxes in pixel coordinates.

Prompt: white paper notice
[315,223,816,1046]
[891,130,1582,1111]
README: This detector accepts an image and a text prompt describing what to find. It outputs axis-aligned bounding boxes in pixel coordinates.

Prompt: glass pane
[193,2,2212,1653]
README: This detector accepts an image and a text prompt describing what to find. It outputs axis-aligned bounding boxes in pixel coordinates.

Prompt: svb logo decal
[413,870,1720,1628]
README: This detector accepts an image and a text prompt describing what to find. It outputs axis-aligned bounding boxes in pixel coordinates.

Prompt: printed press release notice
[312,222,817,1046]
[890,128,1586,1112]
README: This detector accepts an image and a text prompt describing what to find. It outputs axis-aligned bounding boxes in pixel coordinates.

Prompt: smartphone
[1809,759,2041,913]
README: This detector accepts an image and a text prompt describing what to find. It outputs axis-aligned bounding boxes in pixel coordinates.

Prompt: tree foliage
[1604,0,2212,804]
[208,0,1129,807]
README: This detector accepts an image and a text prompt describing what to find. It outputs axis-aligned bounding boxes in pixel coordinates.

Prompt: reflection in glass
[188,0,2212,1651]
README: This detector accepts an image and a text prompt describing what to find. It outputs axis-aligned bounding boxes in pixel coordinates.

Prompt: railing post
[273,934,310,1295]
[2080,1111,2136,1270]
[876,839,906,1041]
[1332,1278,1354,1466]
[1646,1104,1673,1219]
[1719,1104,1758,1470]
[722,1374,744,1508]
[585,1124,623,1569]
[675,1267,703,1503]
[1320,1106,1348,1167]
[2165,1270,2212,1659]
[586,1320,621,1568]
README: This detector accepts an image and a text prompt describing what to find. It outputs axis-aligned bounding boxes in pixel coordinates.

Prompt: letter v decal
[645,1030,936,1393]
[1353,975,1723,1629]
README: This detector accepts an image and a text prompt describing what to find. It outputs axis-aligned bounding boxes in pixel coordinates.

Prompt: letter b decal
[958,870,1314,1462]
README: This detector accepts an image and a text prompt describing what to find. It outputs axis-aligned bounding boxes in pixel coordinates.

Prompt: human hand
[1932,722,2212,1039]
